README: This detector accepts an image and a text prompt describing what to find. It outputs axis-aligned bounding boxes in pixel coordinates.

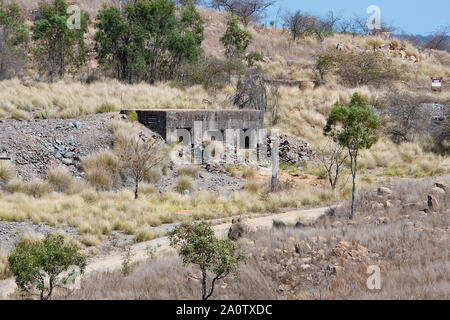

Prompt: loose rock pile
[0,114,115,180]
[274,134,315,164]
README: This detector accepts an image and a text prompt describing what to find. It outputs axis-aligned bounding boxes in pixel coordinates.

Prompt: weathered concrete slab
[121,109,265,144]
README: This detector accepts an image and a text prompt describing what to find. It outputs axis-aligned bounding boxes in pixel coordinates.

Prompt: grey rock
[61,158,73,165]
[75,121,83,129]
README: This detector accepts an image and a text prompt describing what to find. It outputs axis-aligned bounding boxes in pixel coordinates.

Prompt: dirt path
[0,206,328,299]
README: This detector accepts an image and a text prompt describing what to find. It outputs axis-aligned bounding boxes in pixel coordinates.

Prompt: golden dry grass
[54,176,449,300]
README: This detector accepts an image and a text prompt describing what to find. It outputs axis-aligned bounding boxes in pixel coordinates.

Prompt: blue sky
[265,0,450,35]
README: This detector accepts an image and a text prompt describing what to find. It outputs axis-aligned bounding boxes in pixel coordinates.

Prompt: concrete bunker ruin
[121,109,265,147]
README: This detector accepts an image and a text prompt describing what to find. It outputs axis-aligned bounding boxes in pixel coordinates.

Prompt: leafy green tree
[221,15,252,60]
[95,0,203,83]
[0,1,28,79]
[220,15,252,81]
[8,234,87,300]
[323,93,379,219]
[168,1,204,78]
[169,222,245,300]
[94,4,132,82]
[31,0,89,83]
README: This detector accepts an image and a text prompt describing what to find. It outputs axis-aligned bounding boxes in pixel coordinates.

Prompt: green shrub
[8,234,87,300]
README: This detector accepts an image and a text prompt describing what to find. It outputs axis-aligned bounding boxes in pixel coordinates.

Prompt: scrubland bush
[8,234,87,300]
[0,161,15,185]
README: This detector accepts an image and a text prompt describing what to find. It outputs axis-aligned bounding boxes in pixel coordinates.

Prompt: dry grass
[0,79,227,120]
[46,166,74,192]
[175,176,195,194]
[0,175,344,241]
[54,175,449,300]
[0,248,11,280]
[0,161,15,185]
[81,150,121,191]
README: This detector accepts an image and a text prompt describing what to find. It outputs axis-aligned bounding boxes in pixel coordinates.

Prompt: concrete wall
[121,109,265,145]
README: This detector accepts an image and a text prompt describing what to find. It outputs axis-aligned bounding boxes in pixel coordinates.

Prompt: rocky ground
[0,114,115,180]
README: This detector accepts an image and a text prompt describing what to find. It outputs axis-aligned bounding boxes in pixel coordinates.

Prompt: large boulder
[228,217,256,241]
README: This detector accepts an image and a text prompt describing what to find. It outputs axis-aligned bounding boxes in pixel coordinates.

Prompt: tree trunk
[201,268,207,300]
[134,178,139,200]
[350,154,357,219]
[271,134,279,190]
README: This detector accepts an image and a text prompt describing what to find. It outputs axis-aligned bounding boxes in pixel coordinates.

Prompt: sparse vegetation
[324,93,379,218]
[0,160,15,185]
[0,1,449,302]
[169,222,245,300]
[46,166,74,192]
[8,234,86,300]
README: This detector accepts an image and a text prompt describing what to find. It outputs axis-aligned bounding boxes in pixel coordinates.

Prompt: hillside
[0,0,449,301]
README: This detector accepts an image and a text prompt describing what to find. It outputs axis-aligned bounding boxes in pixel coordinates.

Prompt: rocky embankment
[0,114,115,180]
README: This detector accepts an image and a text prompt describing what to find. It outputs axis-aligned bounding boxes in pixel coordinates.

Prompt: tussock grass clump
[81,234,101,247]
[243,181,260,193]
[0,161,15,186]
[177,165,200,178]
[46,166,74,192]
[4,178,23,194]
[242,167,257,179]
[135,228,156,243]
[95,102,117,114]
[175,176,195,194]
[81,150,121,190]
[143,167,163,184]
[23,179,52,198]
[0,249,11,280]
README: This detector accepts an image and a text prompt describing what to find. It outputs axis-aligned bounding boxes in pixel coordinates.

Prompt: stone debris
[0,114,115,180]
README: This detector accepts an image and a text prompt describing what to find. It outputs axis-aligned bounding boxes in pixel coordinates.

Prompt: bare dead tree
[268,83,280,124]
[208,0,276,26]
[324,10,341,31]
[316,139,348,191]
[379,89,432,144]
[119,135,166,199]
[282,10,315,43]
[425,25,450,51]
